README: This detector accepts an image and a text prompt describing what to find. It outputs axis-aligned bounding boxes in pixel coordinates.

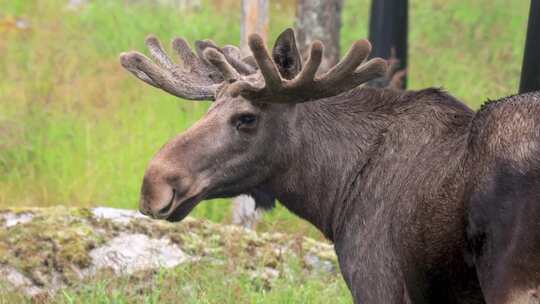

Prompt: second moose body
[121,28,540,303]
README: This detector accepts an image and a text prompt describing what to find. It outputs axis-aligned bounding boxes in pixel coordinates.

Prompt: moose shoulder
[120,28,540,303]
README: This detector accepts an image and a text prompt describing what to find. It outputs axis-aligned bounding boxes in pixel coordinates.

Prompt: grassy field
[0,0,531,302]
[0,0,529,226]
[2,262,351,304]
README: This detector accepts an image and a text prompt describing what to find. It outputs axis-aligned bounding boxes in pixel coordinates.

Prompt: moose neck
[268,88,396,241]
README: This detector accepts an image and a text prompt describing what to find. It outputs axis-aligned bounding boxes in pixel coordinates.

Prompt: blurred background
[0,0,529,241]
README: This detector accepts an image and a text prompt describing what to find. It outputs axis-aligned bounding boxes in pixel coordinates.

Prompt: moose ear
[272,28,302,80]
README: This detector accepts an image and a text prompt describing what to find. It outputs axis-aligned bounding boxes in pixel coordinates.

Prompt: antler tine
[145,35,175,70]
[229,33,388,104]
[120,51,174,89]
[203,48,240,82]
[350,57,389,86]
[222,45,242,60]
[193,40,256,76]
[194,39,217,61]
[119,52,159,87]
[199,42,256,75]
[287,41,323,87]
[221,45,257,75]
[171,37,199,68]
[320,39,371,85]
[242,55,258,69]
[248,34,283,91]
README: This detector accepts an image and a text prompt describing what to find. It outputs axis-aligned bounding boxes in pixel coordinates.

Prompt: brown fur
[125,30,540,303]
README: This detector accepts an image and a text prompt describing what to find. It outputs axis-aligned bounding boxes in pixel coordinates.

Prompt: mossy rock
[0,207,337,299]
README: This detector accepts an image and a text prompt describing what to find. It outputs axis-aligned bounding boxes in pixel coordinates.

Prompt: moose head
[120,28,387,222]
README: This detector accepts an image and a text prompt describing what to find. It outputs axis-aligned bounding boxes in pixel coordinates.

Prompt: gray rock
[304,253,335,273]
[91,207,145,224]
[0,212,33,227]
[0,266,43,297]
[88,233,191,275]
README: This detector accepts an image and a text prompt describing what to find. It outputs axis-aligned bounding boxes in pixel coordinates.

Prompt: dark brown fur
[124,30,540,303]
[467,92,540,304]
[263,87,484,303]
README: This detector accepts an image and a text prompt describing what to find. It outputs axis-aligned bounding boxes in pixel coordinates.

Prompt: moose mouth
[160,190,203,222]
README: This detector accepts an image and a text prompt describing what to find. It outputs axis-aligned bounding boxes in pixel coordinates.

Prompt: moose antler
[120,29,387,103]
[224,34,388,103]
[119,36,254,100]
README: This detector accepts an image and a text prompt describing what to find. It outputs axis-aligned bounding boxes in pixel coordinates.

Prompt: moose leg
[337,237,425,303]
[344,255,424,303]
[349,268,415,304]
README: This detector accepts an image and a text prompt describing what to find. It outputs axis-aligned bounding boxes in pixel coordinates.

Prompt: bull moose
[120,28,540,303]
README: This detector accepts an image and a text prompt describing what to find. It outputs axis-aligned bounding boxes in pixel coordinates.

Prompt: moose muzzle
[138,158,201,221]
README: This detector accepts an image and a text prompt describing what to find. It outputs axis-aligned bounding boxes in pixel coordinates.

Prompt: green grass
[0,0,530,223]
[1,260,351,304]
[0,0,532,302]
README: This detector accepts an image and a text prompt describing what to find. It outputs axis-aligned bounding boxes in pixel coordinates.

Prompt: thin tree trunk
[232,0,269,229]
[295,0,343,72]
[240,0,268,57]
[519,0,540,94]
[368,0,408,89]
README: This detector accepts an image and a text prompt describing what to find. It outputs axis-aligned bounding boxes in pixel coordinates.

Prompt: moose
[120,28,540,303]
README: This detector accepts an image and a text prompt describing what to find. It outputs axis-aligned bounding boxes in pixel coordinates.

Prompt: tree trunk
[368,0,408,89]
[240,0,268,57]
[295,0,343,72]
[233,0,269,229]
[519,0,540,94]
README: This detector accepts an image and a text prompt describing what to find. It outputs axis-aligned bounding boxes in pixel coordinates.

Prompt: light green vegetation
[0,207,105,289]
[2,263,349,304]
[0,0,531,302]
[0,207,346,303]
[0,0,530,227]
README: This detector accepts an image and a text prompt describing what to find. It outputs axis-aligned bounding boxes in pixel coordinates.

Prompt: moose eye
[235,113,258,131]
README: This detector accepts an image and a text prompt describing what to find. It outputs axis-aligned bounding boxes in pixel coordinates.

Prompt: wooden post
[368,0,408,89]
[240,0,268,57]
[519,0,540,94]
[295,0,344,72]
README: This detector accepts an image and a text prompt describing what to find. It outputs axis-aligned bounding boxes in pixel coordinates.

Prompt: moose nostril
[139,196,152,217]
[139,206,150,216]
[157,189,176,216]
